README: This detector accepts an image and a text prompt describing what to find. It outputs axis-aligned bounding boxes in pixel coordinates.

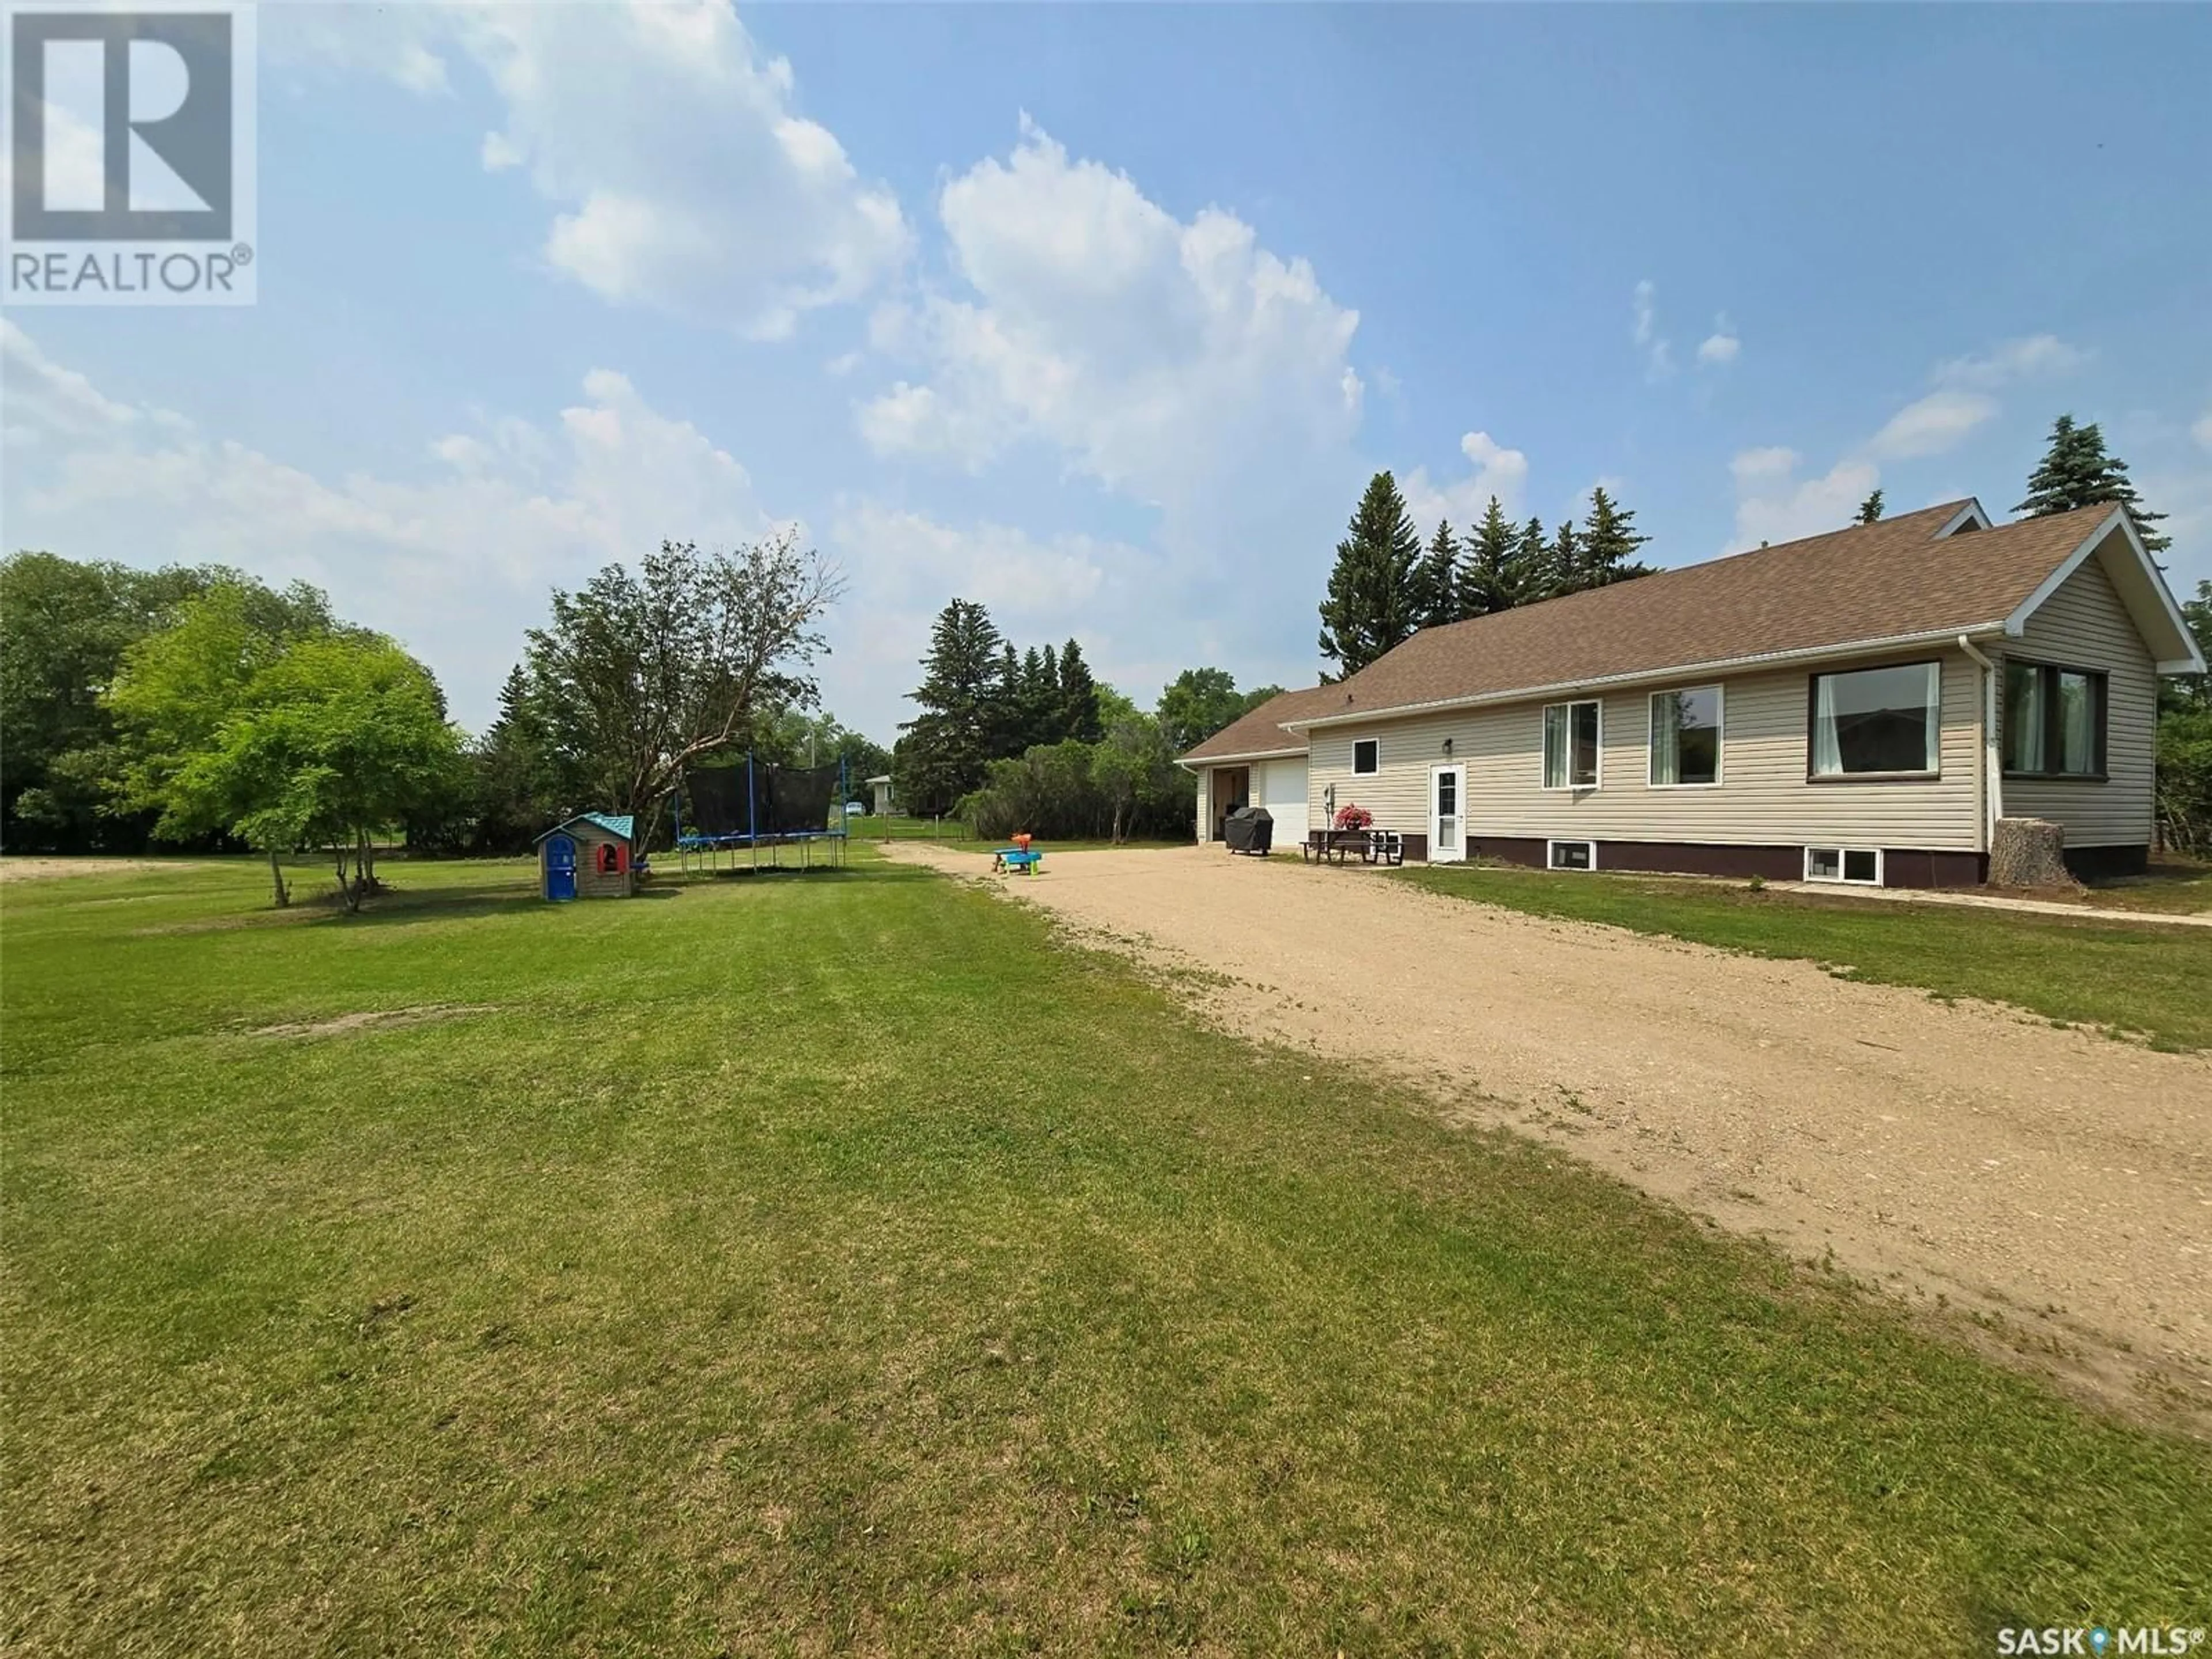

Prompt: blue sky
[5,1,2209,740]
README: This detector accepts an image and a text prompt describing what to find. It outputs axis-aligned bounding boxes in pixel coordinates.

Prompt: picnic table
[1300,830,1403,867]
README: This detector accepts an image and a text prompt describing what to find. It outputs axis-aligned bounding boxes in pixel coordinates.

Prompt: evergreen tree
[893,599,1004,813]
[1317,471,1425,675]
[1057,638,1103,743]
[1855,488,1885,525]
[2016,414,2171,553]
[989,642,1026,756]
[1577,487,1654,588]
[1508,517,1553,608]
[1413,520,1460,630]
[1545,518,1582,600]
[1459,497,1518,618]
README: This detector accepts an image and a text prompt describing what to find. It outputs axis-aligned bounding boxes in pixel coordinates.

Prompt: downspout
[1956,635,2002,853]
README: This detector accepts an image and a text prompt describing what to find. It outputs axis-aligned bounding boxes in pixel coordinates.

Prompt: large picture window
[2003,661,2107,778]
[1543,700,1601,790]
[1809,662,1940,778]
[1649,686,1721,786]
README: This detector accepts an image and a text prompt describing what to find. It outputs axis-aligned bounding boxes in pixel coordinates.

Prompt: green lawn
[1392,862,2212,1051]
[5,854,2209,1656]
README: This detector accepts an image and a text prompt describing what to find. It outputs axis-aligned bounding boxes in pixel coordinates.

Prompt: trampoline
[675,756,851,874]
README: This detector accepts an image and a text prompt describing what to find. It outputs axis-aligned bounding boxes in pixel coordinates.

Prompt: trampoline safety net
[680,760,842,840]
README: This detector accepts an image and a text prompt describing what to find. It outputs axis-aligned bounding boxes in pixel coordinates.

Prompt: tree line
[889,598,1282,841]
[1317,475,1653,676]
[0,532,870,903]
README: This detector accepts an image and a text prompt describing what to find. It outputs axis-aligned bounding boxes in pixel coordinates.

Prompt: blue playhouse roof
[535,813,636,844]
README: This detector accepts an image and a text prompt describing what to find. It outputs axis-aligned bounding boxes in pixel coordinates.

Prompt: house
[865,773,894,817]
[535,813,638,901]
[1180,500,2205,886]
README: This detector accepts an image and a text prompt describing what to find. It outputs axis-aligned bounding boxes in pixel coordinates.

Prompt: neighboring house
[865,773,894,817]
[1179,499,2205,885]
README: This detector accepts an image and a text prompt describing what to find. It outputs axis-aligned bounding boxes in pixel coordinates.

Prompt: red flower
[1334,802,1373,830]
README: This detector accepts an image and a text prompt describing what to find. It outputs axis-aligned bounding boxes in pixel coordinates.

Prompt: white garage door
[1260,758,1309,836]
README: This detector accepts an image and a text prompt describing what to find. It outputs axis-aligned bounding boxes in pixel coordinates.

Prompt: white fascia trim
[1173,746,1306,772]
[1283,624,2006,732]
[1935,499,1993,537]
[2003,508,2206,672]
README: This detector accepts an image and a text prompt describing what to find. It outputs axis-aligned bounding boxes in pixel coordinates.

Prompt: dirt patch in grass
[247,1004,499,1040]
[0,857,199,884]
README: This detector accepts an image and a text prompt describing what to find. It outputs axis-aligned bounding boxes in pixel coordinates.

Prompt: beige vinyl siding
[2000,553,2156,847]
[1194,768,1210,842]
[1309,647,1986,853]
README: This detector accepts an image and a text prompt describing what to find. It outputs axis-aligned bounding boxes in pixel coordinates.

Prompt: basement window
[1548,839,1596,872]
[1805,846,1881,886]
[1353,738,1379,775]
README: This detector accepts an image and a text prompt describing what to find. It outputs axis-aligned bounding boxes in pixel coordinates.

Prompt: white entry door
[1429,763,1465,863]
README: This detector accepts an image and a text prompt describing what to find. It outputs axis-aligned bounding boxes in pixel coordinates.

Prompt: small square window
[1548,839,1595,871]
[1353,738,1379,775]
[1843,849,1879,884]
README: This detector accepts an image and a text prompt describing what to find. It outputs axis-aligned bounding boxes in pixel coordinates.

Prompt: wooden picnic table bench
[1300,830,1403,867]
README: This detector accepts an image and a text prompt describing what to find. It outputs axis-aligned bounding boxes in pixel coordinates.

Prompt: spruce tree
[1413,520,1460,630]
[988,642,1026,757]
[1508,517,1552,606]
[1546,518,1582,600]
[2016,414,2170,553]
[1855,488,1885,525]
[1578,487,1654,588]
[1317,471,1425,675]
[1057,638,1103,742]
[893,598,1003,812]
[1459,497,1518,618]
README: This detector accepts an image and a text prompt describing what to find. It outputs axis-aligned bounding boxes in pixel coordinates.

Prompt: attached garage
[1177,685,1344,848]
[1259,757,1310,839]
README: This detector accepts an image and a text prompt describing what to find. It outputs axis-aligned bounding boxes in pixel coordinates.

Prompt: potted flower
[1333,802,1373,832]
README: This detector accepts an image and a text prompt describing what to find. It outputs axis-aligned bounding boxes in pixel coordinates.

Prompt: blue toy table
[992,848,1043,875]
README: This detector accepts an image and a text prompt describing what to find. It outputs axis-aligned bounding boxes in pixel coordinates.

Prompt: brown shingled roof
[1296,501,2121,727]
[1180,683,1346,763]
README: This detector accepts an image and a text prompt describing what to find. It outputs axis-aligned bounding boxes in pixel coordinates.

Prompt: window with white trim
[1649,686,1722,787]
[1353,738,1379,775]
[2003,660,2107,778]
[1809,661,1939,778]
[1548,839,1596,872]
[1805,846,1881,885]
[1542,700,1600,790]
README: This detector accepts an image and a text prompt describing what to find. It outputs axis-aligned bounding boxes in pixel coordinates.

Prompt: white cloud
[856,117,1362,513]
[1727,450,1880,551]
[1866,389,1999,461]
[2,322,772,729]
[1933,334,2089,390]
[1696,315,1740,368]
[1398,430,1531,528]
[296,2,910,339]
[1631,279,1673,379]
[2191,409,2212,454]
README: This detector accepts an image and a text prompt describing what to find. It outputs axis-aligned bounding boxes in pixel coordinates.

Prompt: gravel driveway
[891,843,2212,1425]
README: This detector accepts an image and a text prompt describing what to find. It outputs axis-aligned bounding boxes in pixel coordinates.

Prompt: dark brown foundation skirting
[1444,836,1993,889]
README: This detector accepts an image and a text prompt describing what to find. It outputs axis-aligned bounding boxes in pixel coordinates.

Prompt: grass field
[1392,862,2212,1051]
[5,853,2210,1655]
